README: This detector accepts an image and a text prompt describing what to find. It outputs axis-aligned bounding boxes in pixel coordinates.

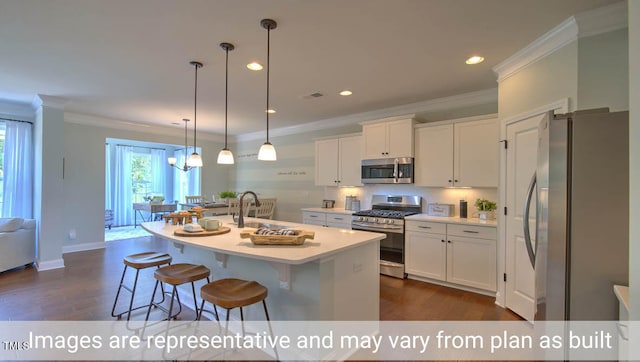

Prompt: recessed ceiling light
[247,62,263,71]
[266,109,276,114]
[465,55,485,65]
[339,90,353,96]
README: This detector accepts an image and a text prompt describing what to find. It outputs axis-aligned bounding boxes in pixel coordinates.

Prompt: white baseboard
[62,241,106,254]
[36,258,65,271]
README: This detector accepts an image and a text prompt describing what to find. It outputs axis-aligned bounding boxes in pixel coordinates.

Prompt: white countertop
[405,214,498,227]
[141,215,384,265]
[301,207,355,215]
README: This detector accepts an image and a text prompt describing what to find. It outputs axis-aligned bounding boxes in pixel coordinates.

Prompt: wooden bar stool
[198,278,278,359]
[111,251,172,321]
[145,263,210,321]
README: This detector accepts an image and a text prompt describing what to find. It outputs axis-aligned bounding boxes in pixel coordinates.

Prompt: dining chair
[252,198,277,219]
[185,195,205,204]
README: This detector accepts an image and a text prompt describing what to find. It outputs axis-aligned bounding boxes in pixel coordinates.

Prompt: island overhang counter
[141,216,384,321]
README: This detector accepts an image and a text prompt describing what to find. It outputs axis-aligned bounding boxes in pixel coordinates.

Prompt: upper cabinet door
[386,119,414,158]
[362,118,415,159]
[315,138,339,186]
[362,122,388,159]
[338,135,362,186]
[414,124,454,187]
[454,118,499,187]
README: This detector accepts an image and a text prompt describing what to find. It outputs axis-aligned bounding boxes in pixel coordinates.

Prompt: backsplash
[324,185,498,218]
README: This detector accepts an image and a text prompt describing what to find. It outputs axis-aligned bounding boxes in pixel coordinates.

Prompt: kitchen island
[141,216,384,321]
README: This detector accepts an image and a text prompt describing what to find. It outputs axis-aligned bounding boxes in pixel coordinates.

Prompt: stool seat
[200,278,267,310]
[123,252,172,269]
[154,263,210,285]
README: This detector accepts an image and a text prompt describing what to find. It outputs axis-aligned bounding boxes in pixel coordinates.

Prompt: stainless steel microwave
[361,157,414,184]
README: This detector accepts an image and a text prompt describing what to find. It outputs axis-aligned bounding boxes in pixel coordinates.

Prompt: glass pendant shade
[187,152,203,167]
[217,148,234,164]
[258,142,277,161]
[167,157,177,166]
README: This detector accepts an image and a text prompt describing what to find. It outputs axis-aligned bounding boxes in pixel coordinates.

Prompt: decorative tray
[174,226,231,237]
[239,229,315,245]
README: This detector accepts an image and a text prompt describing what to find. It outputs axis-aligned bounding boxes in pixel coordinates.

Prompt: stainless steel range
[351,195,422,279]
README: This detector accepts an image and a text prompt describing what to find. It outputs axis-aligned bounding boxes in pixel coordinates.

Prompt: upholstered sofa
[0,218,36,273]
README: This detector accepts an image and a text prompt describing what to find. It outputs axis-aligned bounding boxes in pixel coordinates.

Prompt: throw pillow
[21,219,36,229]
[0,218,25,232]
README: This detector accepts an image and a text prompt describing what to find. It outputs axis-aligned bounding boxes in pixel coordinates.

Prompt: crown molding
[493,1,627,82]
[65,112,225,143]
[32,94,67,110]
[236,88,497,142]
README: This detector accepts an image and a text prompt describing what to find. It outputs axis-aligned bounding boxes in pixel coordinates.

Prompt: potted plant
[475,198,497,220]
[219,191,237,204]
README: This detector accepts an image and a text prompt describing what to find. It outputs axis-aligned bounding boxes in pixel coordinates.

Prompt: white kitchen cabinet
[361,118,415,159]
[415,116,498,187]
[315,134,362,186]
[406,221,447,281]
[405,220,497,292]
[302,209,352,229]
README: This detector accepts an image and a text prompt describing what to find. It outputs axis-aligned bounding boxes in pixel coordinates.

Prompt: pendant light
[217,42,235,164]
[186,61,203,167]
[258,18,277,161]
[168,118,194,171]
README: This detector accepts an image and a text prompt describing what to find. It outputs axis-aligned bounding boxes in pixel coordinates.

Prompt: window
[0,127,4,211]
[131,152,151,203]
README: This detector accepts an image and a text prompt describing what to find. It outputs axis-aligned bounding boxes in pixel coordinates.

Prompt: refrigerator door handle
[523,172,537,268]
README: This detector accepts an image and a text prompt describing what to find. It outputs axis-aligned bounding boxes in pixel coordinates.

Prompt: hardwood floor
[0,235,521,322]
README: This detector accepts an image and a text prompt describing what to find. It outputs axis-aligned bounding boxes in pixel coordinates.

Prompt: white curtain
[150,148,167,198]
[113,145,133,226]
[1,121,33,218]
[105,144,112,211]
[172,148,201,204]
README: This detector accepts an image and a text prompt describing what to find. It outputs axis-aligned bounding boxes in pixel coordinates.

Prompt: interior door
[504,113,543,321]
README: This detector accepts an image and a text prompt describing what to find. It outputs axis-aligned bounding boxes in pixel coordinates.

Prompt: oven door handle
[352,222,404,231]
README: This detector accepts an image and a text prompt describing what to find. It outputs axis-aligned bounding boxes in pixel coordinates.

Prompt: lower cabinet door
[405,230,446,281]
[446,236,496,291]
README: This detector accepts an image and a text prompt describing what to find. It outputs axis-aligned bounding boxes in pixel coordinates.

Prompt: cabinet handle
[309,215,318,218]
[418,226,431,229]
[454,179,459,183]
[463,230,479,234]
[334,217,344,220]
[447,240,451,243]
[441,239,445,243]
[448,179,452,183]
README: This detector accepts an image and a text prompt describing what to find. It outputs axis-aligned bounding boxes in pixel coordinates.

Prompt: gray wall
[628,0,639,321]
[578,28,629,111]
[62,120,227,248]
[499,42,578,119]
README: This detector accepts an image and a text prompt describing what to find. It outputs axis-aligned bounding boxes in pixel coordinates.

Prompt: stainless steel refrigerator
[523,108,629,321]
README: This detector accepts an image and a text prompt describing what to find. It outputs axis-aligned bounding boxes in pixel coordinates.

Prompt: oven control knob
[387,219,395,225]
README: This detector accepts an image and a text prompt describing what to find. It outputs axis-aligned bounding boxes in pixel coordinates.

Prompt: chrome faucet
[237,191,261,228]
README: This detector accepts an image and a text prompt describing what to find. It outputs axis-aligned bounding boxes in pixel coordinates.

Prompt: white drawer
[326,214,350,223]
[405,220,446,234]
[302,211,325,221]
[447,224,496,240]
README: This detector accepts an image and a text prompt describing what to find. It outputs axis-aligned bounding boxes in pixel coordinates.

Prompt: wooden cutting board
[174,226,231,237]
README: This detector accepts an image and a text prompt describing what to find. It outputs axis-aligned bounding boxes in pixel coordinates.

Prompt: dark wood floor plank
[0,236,521,322]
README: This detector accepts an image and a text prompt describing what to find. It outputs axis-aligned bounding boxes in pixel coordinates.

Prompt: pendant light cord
[193,63,198,152]
[224,47,229,149]
[266,25,271,143]
[183,119,189,167]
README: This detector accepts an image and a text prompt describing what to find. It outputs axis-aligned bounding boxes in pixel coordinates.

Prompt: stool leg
[239,307,245,336]
[167,286,176,321]
[125,269,141,321]
[197,299,206,321]
[190,282,199,320]
[145,280,160,321]
[263,300,279,361]
[111,265,128,318]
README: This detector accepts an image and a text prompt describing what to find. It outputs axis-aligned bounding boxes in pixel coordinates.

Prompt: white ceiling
[0,0,619,136]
